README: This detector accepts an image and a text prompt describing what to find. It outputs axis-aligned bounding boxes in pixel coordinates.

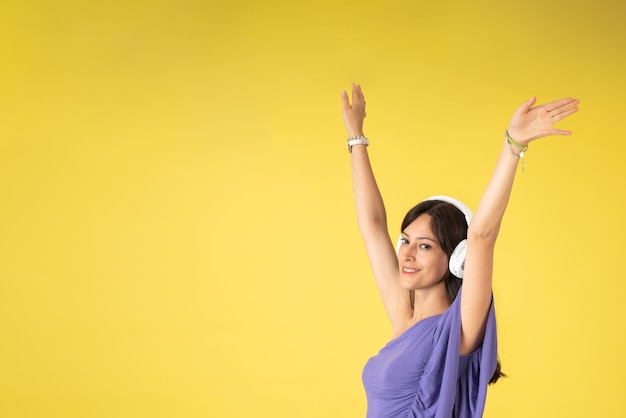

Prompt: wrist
[347,135,369,153]
[505,128,528,146]
[505,130,528,153]
[348,129,364,138]
[504,130,528,173]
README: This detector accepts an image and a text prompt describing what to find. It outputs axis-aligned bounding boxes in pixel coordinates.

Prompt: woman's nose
[401,245,416,260]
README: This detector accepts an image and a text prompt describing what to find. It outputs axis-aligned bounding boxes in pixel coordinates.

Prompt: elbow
[357,214,388,237]
[467,221,501,244]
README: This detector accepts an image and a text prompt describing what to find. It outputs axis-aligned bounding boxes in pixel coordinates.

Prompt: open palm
[507,96,579,145]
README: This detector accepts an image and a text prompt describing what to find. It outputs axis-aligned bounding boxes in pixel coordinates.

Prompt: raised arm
[459,96,580,354]
[341,84,411,323]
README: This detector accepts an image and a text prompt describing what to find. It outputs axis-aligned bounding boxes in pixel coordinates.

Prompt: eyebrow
[401,232,438,242]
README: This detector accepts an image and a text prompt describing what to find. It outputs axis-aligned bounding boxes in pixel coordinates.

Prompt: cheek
[438,254,449,273]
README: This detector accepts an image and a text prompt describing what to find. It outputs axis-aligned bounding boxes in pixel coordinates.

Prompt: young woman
[341,84,579,417]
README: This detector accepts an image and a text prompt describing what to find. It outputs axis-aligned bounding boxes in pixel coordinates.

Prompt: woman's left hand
[507,96,580,145]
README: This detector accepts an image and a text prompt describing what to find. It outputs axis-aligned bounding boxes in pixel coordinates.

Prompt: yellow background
[1,0,625,417]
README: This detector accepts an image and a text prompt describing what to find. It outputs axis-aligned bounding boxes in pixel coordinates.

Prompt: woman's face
[397,214,449,291]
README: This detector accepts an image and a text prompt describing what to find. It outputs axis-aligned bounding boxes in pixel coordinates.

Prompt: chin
[398,276,419,290]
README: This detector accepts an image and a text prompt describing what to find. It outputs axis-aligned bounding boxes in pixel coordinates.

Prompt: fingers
[523,96,537,110]
[551,104,579,124]
[352,83,365,106]
[545,98,579,128]
[341,83,366,108]
[548,98,579,135]
[543,97,578,112]
[341,90,350,110]
[356,83,365,99]
[515,96,537,115]
[551,128,573,136]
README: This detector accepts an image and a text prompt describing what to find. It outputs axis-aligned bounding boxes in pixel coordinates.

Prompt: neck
[410,284,450,323]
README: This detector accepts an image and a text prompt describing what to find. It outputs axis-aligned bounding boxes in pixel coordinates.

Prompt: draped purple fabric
[362,288,497,418]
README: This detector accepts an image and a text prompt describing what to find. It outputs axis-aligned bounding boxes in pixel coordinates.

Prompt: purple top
[362,288,497,418]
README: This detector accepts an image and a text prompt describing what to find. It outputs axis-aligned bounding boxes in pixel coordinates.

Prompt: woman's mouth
[402,267,418,274]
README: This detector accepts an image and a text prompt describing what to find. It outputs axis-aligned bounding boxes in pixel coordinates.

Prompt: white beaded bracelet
[347,136,369,153]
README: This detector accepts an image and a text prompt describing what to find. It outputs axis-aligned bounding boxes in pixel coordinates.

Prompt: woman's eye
[401,238,409,245]
[419,244,431,250]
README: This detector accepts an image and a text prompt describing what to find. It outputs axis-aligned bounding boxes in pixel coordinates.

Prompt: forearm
[350,145,388,234]
[469,137,520,242]
[341,84,389,235]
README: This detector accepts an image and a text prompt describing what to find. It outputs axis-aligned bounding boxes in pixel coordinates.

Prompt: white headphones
[396,195,473,279]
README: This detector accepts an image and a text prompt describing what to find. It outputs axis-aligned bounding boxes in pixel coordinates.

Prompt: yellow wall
[1,0,625,417]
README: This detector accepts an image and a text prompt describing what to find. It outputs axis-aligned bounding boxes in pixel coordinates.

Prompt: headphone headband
[423,195,473,226]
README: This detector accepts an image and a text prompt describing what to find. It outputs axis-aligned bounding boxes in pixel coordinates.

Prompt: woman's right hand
[341,83,367,137]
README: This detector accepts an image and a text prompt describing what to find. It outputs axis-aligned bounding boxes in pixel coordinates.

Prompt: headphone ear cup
[449,239,467,279]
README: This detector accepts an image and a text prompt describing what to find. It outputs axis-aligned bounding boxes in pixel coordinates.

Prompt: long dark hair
[401,199,504,384]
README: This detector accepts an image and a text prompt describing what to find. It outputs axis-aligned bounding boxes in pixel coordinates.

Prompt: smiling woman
[398,213,450,297]
[341,83,579,417]
[398,199,467,309]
